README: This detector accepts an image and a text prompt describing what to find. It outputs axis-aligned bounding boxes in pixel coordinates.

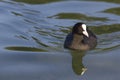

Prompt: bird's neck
[72,34,83,43]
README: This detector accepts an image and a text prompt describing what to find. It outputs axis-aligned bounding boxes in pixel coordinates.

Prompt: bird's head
[72,22,89,37]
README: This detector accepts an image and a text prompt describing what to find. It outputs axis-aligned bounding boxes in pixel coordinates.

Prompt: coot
[64,22,97,50]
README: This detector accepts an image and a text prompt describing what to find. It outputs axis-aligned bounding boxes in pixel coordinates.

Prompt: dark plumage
[64,22,97,51]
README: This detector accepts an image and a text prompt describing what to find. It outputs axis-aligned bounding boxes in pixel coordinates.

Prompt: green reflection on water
[70,51,87,75]
[5,46,47,52]
[103,7,120,15]
[60,24,120,35]
[102,45,120,51]
[13,0,60,4]
[11,11,23,16]
[32,37,49,47]
[90,24,120,35]
[88,0,120,3]
[49,13,108,21]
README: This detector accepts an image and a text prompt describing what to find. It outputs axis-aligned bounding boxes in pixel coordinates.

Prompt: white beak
[82,24,89,37]
[83,31,89,37]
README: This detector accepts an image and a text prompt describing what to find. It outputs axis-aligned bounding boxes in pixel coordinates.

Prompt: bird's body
[64,22,97,51]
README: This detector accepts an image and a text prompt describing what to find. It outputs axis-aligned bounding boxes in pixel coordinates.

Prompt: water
[0,0,120,80]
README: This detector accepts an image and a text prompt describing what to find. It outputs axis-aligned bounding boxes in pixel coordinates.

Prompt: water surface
[0,0,120,80]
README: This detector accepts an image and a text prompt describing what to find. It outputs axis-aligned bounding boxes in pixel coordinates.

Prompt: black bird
[64,22,97,51]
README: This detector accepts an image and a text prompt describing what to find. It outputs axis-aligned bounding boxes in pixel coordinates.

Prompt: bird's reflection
[70,50,87,75]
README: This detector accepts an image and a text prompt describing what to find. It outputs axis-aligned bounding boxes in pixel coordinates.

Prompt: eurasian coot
[64,22,97,50]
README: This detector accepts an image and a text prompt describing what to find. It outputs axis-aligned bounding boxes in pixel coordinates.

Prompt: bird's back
[64,33,73,48]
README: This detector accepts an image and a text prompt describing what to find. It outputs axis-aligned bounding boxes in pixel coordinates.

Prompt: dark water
[0,0,120,80]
